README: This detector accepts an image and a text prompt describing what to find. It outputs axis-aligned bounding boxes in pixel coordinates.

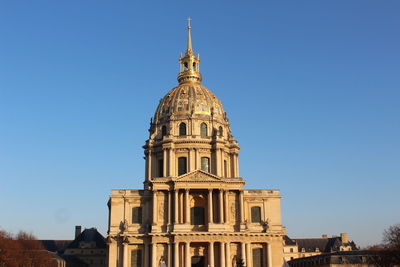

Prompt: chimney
[322,234,328,238]
[341,233,349,243]
[75,225,82,238]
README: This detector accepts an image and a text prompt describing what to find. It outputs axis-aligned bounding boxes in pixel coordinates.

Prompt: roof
[288,250,379,266]
[41,240,72,253]
[292,236,357,253]
[66,228,106,249]
[284,235,297,246]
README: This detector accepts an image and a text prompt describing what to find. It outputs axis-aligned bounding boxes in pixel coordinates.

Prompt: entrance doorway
[191,256,205,267]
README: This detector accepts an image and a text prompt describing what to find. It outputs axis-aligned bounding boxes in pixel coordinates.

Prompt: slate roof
[283,235,297,246]
[66,228,107,249]
[292,237,357,253]
[40,240,72,253]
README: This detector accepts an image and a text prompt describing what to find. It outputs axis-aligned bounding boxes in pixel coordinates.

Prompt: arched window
[201,157,210,173]
[200,123,208,137]
[190,206,205,225]
[161,125,167,137]
[179,122,187,136]
[251,206,262,223]
[178,157,187,176]
[218,126,223,137]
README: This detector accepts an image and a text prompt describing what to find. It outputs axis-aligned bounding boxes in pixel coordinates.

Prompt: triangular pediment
[174,170,223,182]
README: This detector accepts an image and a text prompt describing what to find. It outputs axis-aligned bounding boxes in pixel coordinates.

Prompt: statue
[159,256,167,267]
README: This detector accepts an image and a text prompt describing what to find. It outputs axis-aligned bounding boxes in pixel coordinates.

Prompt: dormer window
[161,125,167,137]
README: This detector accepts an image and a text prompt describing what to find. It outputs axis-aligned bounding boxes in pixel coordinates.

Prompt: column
[209,242,214,267]
[123,243,128,267]
[169,148,175,177]
[267,243,272,267]
[215,148,221,176]
[168,148,171,176]
[220,148,224,177]
[241,242,246,266]
[189,148,194,172]
[246,243,251,267]
[168,242,172,267]
[225,242,231,267]
[236,153,240,177]
[108,241,117,267]
[195,148,199,170]
[174,242,179,267]
[208,189,213,224]
[153,190,158,225]
[163,149,167,177]
[168,191,172,226]
[148,151,152,180]
[185,189,190,224]
[224,190,229,224]
[144,242,149,267]
[174,190,179,224]
[239,190,244,224]
[232,154,237,178]
[220,242,226,267]
[185,242,191,267]
[219,190,224,223]
[151,243,157,267]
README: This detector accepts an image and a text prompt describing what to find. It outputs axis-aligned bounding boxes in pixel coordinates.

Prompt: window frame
[179,122,187,136]
[200,123,208,137]
[178,157,187,176]
[132,207,142,224]
[201,157,210,173]
[251,206,262,223]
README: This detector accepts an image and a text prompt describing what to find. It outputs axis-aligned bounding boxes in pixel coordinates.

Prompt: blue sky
[0,0,399,247]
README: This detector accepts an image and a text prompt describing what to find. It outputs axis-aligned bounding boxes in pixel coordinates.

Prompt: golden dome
[154,83,226,123]
[153,20,227,125]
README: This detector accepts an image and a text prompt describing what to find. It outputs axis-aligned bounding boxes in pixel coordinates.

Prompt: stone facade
[107,21,286,267]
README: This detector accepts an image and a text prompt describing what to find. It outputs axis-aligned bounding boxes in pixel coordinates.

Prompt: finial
[186,17,193,54]
[177,18,202,84]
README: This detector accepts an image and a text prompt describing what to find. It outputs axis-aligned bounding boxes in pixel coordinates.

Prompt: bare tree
[368,223,400,267]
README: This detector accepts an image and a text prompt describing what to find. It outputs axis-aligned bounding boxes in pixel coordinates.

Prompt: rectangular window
[252,248,263,267]
[131,249,142,267]
[132,207,142,224]
[190,206,205,225]
[158,159,163,177]
[201,157,210,172]
[178,157,187,175]
[251,206,262,223]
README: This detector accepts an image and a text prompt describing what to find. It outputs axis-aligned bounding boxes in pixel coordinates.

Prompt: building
[41,226,107,267]
[283,233,358,261]
[107,21,286,267]
[287,251,379,267]
[63,226,107,267]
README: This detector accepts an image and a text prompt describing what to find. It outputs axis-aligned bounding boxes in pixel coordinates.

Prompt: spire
[186,17,193,55]
[177,18,202,84]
